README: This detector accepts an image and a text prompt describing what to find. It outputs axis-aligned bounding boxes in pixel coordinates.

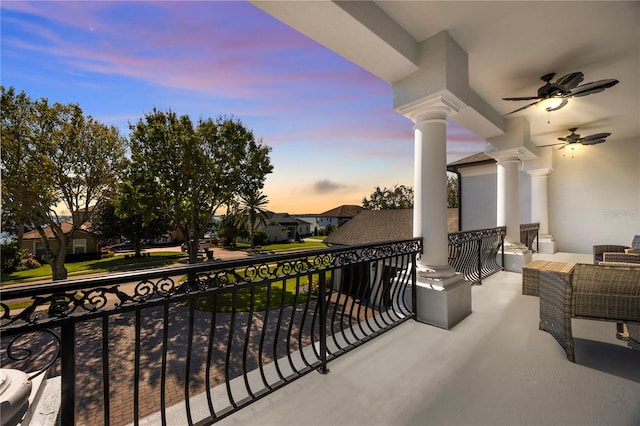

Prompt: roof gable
[317,205,364,218]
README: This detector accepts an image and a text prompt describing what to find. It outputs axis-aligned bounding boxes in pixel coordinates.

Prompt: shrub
[1,240,21,273]
[254,230,268,246]
[16,252,41,271]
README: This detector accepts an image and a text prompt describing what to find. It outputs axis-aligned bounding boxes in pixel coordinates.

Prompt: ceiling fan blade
[502,96,541,101]
[581,132,611,141]
[570,79,619,97]
[539,142,566,148]
[504,100,539,115]
[581,138,607,145]
[554,72,584,90]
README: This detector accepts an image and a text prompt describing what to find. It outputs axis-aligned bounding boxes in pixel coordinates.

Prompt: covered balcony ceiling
[251,1,639,147]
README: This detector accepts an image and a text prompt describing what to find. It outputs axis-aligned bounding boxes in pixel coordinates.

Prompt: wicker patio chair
[625,235,640,254]
[539,264,640,362]
[592,244,628,263]
[602,252,640,264]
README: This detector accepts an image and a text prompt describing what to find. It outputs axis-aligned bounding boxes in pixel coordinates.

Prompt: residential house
[268,212,311,239]
[239,214,288,245]
[316,205,364,229]
[20,221,100,258]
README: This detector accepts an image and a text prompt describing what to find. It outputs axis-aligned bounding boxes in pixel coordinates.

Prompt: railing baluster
[242,284,256,399]
[205,293,218,420]
[185,298,196,425]
[318,271,329,374]
[161,303,170,426]
[272,279,286,382]
[133,309,141,426]
[225,289,238,409]
[60,322,75,426]
[102,316,110,426]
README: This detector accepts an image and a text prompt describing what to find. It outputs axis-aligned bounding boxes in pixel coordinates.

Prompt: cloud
[313,179,348,194]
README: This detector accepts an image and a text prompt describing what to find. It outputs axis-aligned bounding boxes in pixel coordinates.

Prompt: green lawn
[194,269,330,313]
[1,252,188,285]
[0,241,329,285]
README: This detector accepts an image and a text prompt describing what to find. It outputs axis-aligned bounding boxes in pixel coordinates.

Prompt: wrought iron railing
[0,238,420,426]
[448,227,506,284]
[520,222,540,252]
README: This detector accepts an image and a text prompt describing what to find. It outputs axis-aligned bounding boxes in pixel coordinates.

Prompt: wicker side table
[522,260,576,296]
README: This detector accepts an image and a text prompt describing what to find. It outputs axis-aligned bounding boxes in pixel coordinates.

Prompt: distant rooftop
[325,209,412,245]
[317,205,364,218]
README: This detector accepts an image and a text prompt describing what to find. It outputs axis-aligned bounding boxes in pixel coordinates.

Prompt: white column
[413,107,454,273]
[398,97,471,330]
[528,168,556,253]
[496,156,521,245]
[529,168,549,234]
[494,154,532,271]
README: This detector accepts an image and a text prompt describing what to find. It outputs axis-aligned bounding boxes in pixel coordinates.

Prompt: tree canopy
[362,176,459,211]
[128,109,272,262]
[362,184,414,210]
[1,86,125,280]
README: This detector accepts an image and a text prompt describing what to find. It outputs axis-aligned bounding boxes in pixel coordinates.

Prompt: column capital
[395,91,464,124]
[487,146,536,162]
[527,167,553,177]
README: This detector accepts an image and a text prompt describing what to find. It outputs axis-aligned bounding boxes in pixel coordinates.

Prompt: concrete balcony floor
[219,253,640,426]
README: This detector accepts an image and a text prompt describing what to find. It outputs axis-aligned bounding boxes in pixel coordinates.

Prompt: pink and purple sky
[1,1,485,214]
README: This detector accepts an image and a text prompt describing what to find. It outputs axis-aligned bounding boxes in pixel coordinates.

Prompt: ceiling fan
[503,72,619,116]
[539,128,611,148]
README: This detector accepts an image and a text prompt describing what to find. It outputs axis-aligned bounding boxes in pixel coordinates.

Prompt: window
[73,239,87,255]
[34,241,45,257]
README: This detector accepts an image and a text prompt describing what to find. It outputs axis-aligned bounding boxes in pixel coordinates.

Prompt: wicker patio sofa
[593,235,640,263]
[539,263,640,362]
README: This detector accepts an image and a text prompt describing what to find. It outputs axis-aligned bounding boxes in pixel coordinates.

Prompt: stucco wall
[547,137,640,253]
[458,137,640,254]
[459,165,531,232]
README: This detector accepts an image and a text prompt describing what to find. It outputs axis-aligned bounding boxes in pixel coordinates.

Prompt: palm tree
[239,190,270,249]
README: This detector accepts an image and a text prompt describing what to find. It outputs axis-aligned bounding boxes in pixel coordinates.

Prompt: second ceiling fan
[503,72,619,115]
[540,128,611,148]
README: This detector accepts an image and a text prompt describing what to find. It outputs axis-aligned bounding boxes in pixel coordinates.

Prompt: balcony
[219,252,640,426]
[1,235,638,426]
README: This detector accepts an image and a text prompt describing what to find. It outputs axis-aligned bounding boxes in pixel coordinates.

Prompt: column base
[498,242,532,273]
[537,234,557,254]
[415,273,471,330]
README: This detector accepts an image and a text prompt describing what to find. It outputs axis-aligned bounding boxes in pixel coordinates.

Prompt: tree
[128,110,272,263]
[362,184,414,210]
[1,87,125,280]
[238,190,270,249]
[447,173,459,208]
[362,178,459,210]
[91,182,170,258]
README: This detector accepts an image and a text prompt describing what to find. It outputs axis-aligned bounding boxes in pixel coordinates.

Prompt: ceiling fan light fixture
[564,143,579,158]
[537,97,564,112]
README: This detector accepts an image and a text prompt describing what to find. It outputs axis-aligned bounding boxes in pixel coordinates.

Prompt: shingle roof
[447,152,495,172]
[269,212,299,225]
[22,221,94,239]
[317,205,364,218]
[324,209,412,245]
